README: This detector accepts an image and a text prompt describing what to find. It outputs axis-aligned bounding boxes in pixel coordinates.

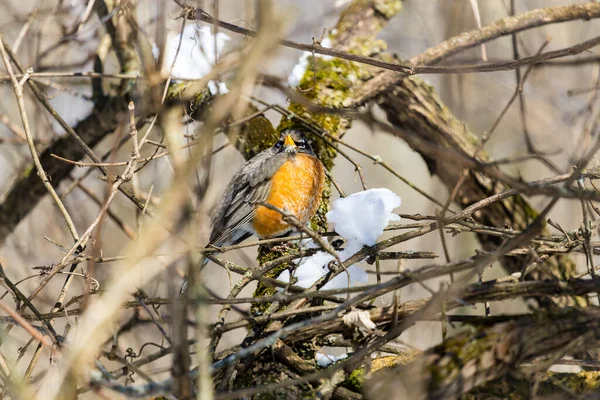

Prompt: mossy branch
[378,76,579,286]
[365,307,600,399]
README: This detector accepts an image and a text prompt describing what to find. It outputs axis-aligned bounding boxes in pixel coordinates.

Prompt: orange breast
[252,154,325,238]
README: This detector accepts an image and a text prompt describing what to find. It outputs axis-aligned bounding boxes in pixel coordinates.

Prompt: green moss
[428,328,498,387]
[345,367,365,391]
[164,82,213,122]
[343,355,410,392]
[463,372,600,399]
[310,183,331,233]
[373,355,405,369]
[188,88,213,119]
[275,55,365,222]
[295,56,368,110]
[347,37,388,56]
[163,81,188,103]
[251,243,296,314]
[553,371,600,392]
[237,115,278,159]
[373,0,403,19]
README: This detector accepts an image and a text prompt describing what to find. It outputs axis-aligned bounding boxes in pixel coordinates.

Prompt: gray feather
[209,149,291,245]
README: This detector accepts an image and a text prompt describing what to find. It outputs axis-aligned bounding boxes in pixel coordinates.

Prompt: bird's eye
[296,139,306,147]
[274,140,283,150]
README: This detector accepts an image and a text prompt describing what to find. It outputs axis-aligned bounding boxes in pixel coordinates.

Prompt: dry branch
[354,2,600,104]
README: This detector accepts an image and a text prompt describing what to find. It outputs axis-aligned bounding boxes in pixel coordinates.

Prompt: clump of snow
[49,94,94,134]
[316,352,348,367]
[278,188,401,291]
[278,263,367,291]
[343,309,377,331]
[155,25,230,95]
[328,188,401,246]
[288,37,333,87]
[207,80,229,95]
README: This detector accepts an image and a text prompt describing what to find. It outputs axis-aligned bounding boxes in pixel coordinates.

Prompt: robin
[209,129,326,248]
[180,129,325,293]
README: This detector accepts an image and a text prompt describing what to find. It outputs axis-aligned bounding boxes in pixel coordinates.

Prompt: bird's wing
[209,149,291,246]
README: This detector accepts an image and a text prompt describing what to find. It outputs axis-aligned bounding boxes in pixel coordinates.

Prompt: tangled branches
[0,1,600,399]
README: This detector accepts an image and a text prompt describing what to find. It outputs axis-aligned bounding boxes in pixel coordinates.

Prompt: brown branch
[207,275,600,399]
[285,276,600,345]
[0,2,147,246]
[0,96,129,245]
[0,301,56,355]
[176,2,600,81]
[365,307,600,399]
[376,77,580,285]
[0,37,80,242]
[354,2,600,104]
[173,1,411,74]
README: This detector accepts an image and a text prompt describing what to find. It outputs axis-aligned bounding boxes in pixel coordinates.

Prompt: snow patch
[156,25,230,94]
[343,309,377,331]
[328,188,401,246]
[278,263,367,291]
[316,352,348,367]
[277,188,401,291]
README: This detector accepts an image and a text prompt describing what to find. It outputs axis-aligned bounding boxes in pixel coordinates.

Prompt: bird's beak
[283,135,296,147]
[283,134,297,153]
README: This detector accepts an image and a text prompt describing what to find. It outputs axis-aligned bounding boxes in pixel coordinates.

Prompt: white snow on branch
[343,309,377,331]
[154,25,230,95]
[278,188,402,291]
[288,37,333,87]
[328,188,401,246]
[316,352,348,367]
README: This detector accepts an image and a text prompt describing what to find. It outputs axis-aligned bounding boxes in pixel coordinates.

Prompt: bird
[180,129,326,295]
[209,129,325,249]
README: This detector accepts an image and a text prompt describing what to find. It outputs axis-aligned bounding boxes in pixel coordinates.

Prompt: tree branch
[354,2,600,104]
[366,307,600,399]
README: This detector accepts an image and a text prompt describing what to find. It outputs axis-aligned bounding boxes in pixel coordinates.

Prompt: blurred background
[0,0,599,394]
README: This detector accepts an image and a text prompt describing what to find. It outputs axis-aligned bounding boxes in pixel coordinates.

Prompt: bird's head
[272,129,315,156]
